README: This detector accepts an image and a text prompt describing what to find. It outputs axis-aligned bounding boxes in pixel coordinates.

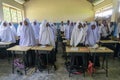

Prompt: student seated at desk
[85,21,100,67]
[0,21,16,43]
[19,18,36,67]
[39,20,56,70]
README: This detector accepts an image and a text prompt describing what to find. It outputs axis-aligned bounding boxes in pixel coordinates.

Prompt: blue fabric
[113,22,117,37]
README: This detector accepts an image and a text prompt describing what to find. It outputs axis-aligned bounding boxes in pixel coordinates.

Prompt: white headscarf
[19,18,36,46]
[70,21,84,47]
[64,22,71,40]
[17,22,23,37]
[32,20,40,40]
[50,22,57,41]
[81,22,88,43]
[85,22,100,46]
[9,22,17,37]
[0,21,16,43]
[39,20,55,47]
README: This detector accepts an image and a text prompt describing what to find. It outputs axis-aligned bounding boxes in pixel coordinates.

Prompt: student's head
[33,21,37,25]
[9,23,12,26]
[24,20,28,26]
[20,22,22,26]
[67,20,70,25]
[78,23,83,29]
[54,23,56,26]
[3,22,7,27]
[70,22,74,26]
[83,23,86,27]
[46,22,50,27]
[74,22,76,25]
[61,21,64,25]
[91,24,96,30]
[98,23,101,26]
[90,22,96,30]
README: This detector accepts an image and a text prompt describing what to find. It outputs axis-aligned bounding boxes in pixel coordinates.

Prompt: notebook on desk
[70,47,78,51]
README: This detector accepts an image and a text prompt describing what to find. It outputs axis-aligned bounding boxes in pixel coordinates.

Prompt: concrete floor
[0,42,120,80]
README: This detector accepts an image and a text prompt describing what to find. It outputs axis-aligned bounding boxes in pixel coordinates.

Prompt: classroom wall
[0,0,24,21]
[24,0,94,22]
[94,0,112,11]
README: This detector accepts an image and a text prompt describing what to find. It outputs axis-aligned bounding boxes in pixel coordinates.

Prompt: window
[3,4,24,23]
[95,6,113,18]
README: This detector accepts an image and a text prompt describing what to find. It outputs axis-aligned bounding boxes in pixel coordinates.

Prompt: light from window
[3,4,23,23]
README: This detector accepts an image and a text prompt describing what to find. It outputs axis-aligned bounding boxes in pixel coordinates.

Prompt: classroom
[0,0,120,80]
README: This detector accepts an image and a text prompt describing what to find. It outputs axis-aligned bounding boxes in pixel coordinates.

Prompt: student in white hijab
[81,22,88,44]
[60,21,65,33]
[69,22,74,39]
[70,21,84,47]
[32,20,40,44]
[38,20,56,70]
[19,18,36,46]
[39,20,55,47]
[0,21,16,43]
[9,22,17,37]
[85,21,100,67]
[17,22,23,38]
[50,22,57,42]
[64,20,71,40]
[85,22,100,46]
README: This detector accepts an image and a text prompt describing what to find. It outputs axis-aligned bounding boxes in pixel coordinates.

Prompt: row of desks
[6,45,54,75]
[65,46,113,77]
[62,40,115,77]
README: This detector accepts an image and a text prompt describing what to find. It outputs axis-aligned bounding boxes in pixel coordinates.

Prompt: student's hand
[45,44,50,46]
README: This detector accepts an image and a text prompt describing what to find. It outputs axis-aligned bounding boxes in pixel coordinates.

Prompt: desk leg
[35,50,38,72]
[47,52,49,74]
[92,53,96,76]
[102,55,105,69]
[82,54,85,77]
[106,54,108,77]
[12,51,14,74]
[23,52,26,75]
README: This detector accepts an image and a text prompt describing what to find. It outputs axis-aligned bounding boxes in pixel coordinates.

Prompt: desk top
[31,46,53,51]
[63,40,70,45]
[88,47,113,53]
[66,47,89,53]
[0,42,12,45]
[100,40,118,44]
[7,45,31,51]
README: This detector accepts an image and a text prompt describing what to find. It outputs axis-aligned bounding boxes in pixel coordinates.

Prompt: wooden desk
[31,46,53,51]
[7,45,32,75]
[100,40,118,44]
[66,47,89,53]
[63,40,70,46]
[65,46,89,77]
[0,42,13,63]
[0,42,12,48]
[89,47,113,77]
[89,47,113,53]
[31,46,54,73]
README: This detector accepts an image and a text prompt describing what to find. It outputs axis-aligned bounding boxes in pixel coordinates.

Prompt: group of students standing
[0,18,118,70]
[0,18,57,47]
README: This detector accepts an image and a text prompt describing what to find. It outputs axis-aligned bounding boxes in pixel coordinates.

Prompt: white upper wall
[24,0,94,22]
